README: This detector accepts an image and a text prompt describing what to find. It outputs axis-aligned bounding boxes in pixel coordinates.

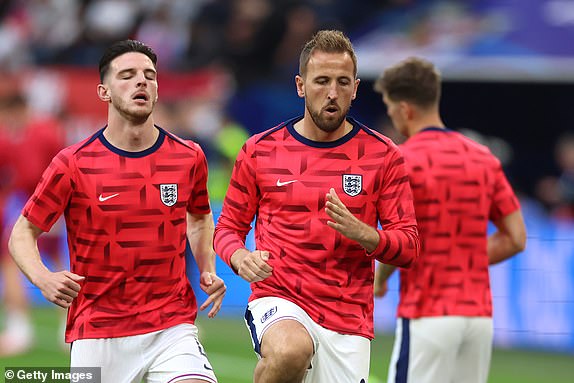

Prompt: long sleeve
[369,146,420,267]
[214,140,259,267]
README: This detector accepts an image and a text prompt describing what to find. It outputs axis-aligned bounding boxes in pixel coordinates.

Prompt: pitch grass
[1,307,573,383]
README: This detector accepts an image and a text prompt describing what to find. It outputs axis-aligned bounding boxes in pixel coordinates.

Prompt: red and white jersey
[397,128,520,318]
[214,116,419,339]
[23,126,211,342]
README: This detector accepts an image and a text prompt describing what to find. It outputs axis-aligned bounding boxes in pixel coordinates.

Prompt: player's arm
[326,146,420,267]
[488,159,527,265]
[374,262,396,297]
[488,209,526,265]
[187,212,226,318]
[8,215,84,308]
[214,139,273,282]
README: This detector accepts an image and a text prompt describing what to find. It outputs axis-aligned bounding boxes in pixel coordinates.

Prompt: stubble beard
[307,101,350,133]
[115,98,155,125]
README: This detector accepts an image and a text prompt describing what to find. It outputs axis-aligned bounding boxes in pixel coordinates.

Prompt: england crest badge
[160,184,178,206]
[343,174,362,197]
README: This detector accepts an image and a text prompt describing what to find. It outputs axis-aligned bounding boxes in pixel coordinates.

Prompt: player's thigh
[246,296,369,382]
[71,336,146,383]
[145,323,217,383]
[304,326,370,383]
[245,296,316,359]
[387,317,464,383]
[453,317,493,383]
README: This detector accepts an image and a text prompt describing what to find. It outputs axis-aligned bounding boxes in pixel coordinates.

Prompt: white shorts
[245,296,370,383]
[71,323,217,383]
[387,316,493,383]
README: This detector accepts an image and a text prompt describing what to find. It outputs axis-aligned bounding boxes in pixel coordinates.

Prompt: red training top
[397,128,520,318]
[24,126,211,342]
[215,116,419,339]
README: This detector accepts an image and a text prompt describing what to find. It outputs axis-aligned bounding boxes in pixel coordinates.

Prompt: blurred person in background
[0,91,66,356]
[8,40,225,383]
[214,30,419,383]
[373,56,526,383]
[535,132,574,220]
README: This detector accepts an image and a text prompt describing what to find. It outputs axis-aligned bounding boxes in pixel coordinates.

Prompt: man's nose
[135,72,147,86]
[327,85,338,100]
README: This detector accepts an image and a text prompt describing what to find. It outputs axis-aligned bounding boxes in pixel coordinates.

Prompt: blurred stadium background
[1,0,573,381]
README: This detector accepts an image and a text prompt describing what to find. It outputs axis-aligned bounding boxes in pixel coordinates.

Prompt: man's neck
[294,117,352,142]
[104,119,158,152]
[408,115,445,137]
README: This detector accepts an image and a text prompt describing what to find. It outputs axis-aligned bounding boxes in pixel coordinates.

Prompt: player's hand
[326,188,368,242]
[374,269,389,298]
[231,249,273,283]
[36,271,85,308]
[199,272,226,318]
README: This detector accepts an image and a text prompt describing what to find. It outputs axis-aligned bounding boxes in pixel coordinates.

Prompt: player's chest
[72,159,193,211]
[255,152,382,205]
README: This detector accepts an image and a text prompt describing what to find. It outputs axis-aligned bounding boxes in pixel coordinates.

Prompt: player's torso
[69,135,194,246]
[64,132,201,340]
[247,120,393,336]
[252,122,389,258]
[399,129,495,317]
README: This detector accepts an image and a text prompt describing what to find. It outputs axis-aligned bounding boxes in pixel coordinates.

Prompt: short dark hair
[299,30,357,78]
[99,40,157,82]
[374,57,441,109]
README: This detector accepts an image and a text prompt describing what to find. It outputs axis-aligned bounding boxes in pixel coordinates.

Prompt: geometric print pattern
[397,128,520,318]
[215,116,420,339]
[24,126,211,342]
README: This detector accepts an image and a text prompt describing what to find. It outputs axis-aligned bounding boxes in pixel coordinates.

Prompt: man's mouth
[324,104,339,114]
[132,92,149,102]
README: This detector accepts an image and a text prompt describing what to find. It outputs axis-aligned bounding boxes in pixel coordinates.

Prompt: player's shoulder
[43,133,97,172]
[161,126,204,154]
[236,118,292,155]
[68,126,109,157]
[355,122,395,146]
[57,132,99,160]
[350,117,400,155]
[454,130,499,160]
[407,128,500,164]
[252,118,292,144]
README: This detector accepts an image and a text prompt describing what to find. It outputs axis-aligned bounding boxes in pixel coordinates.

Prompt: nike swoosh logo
[98,193,119,202]
[276,179,297,187]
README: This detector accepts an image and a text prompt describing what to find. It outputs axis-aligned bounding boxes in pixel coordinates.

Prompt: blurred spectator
[535,133,574,220]
[0,0,31,71]
[26,0,82,65]
[0,89,67,356]
[135,0,208,69]
[221,0,296,85]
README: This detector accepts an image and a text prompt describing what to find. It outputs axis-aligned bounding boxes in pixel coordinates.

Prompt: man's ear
[400,101,413,120]
[97,84,111,102]
[351,78,360,100]
[295,75,305,98]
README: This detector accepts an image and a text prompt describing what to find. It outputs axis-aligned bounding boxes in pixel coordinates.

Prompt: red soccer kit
[23,127,211,342]
[397,128,520,319]
[214,116,419,339]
